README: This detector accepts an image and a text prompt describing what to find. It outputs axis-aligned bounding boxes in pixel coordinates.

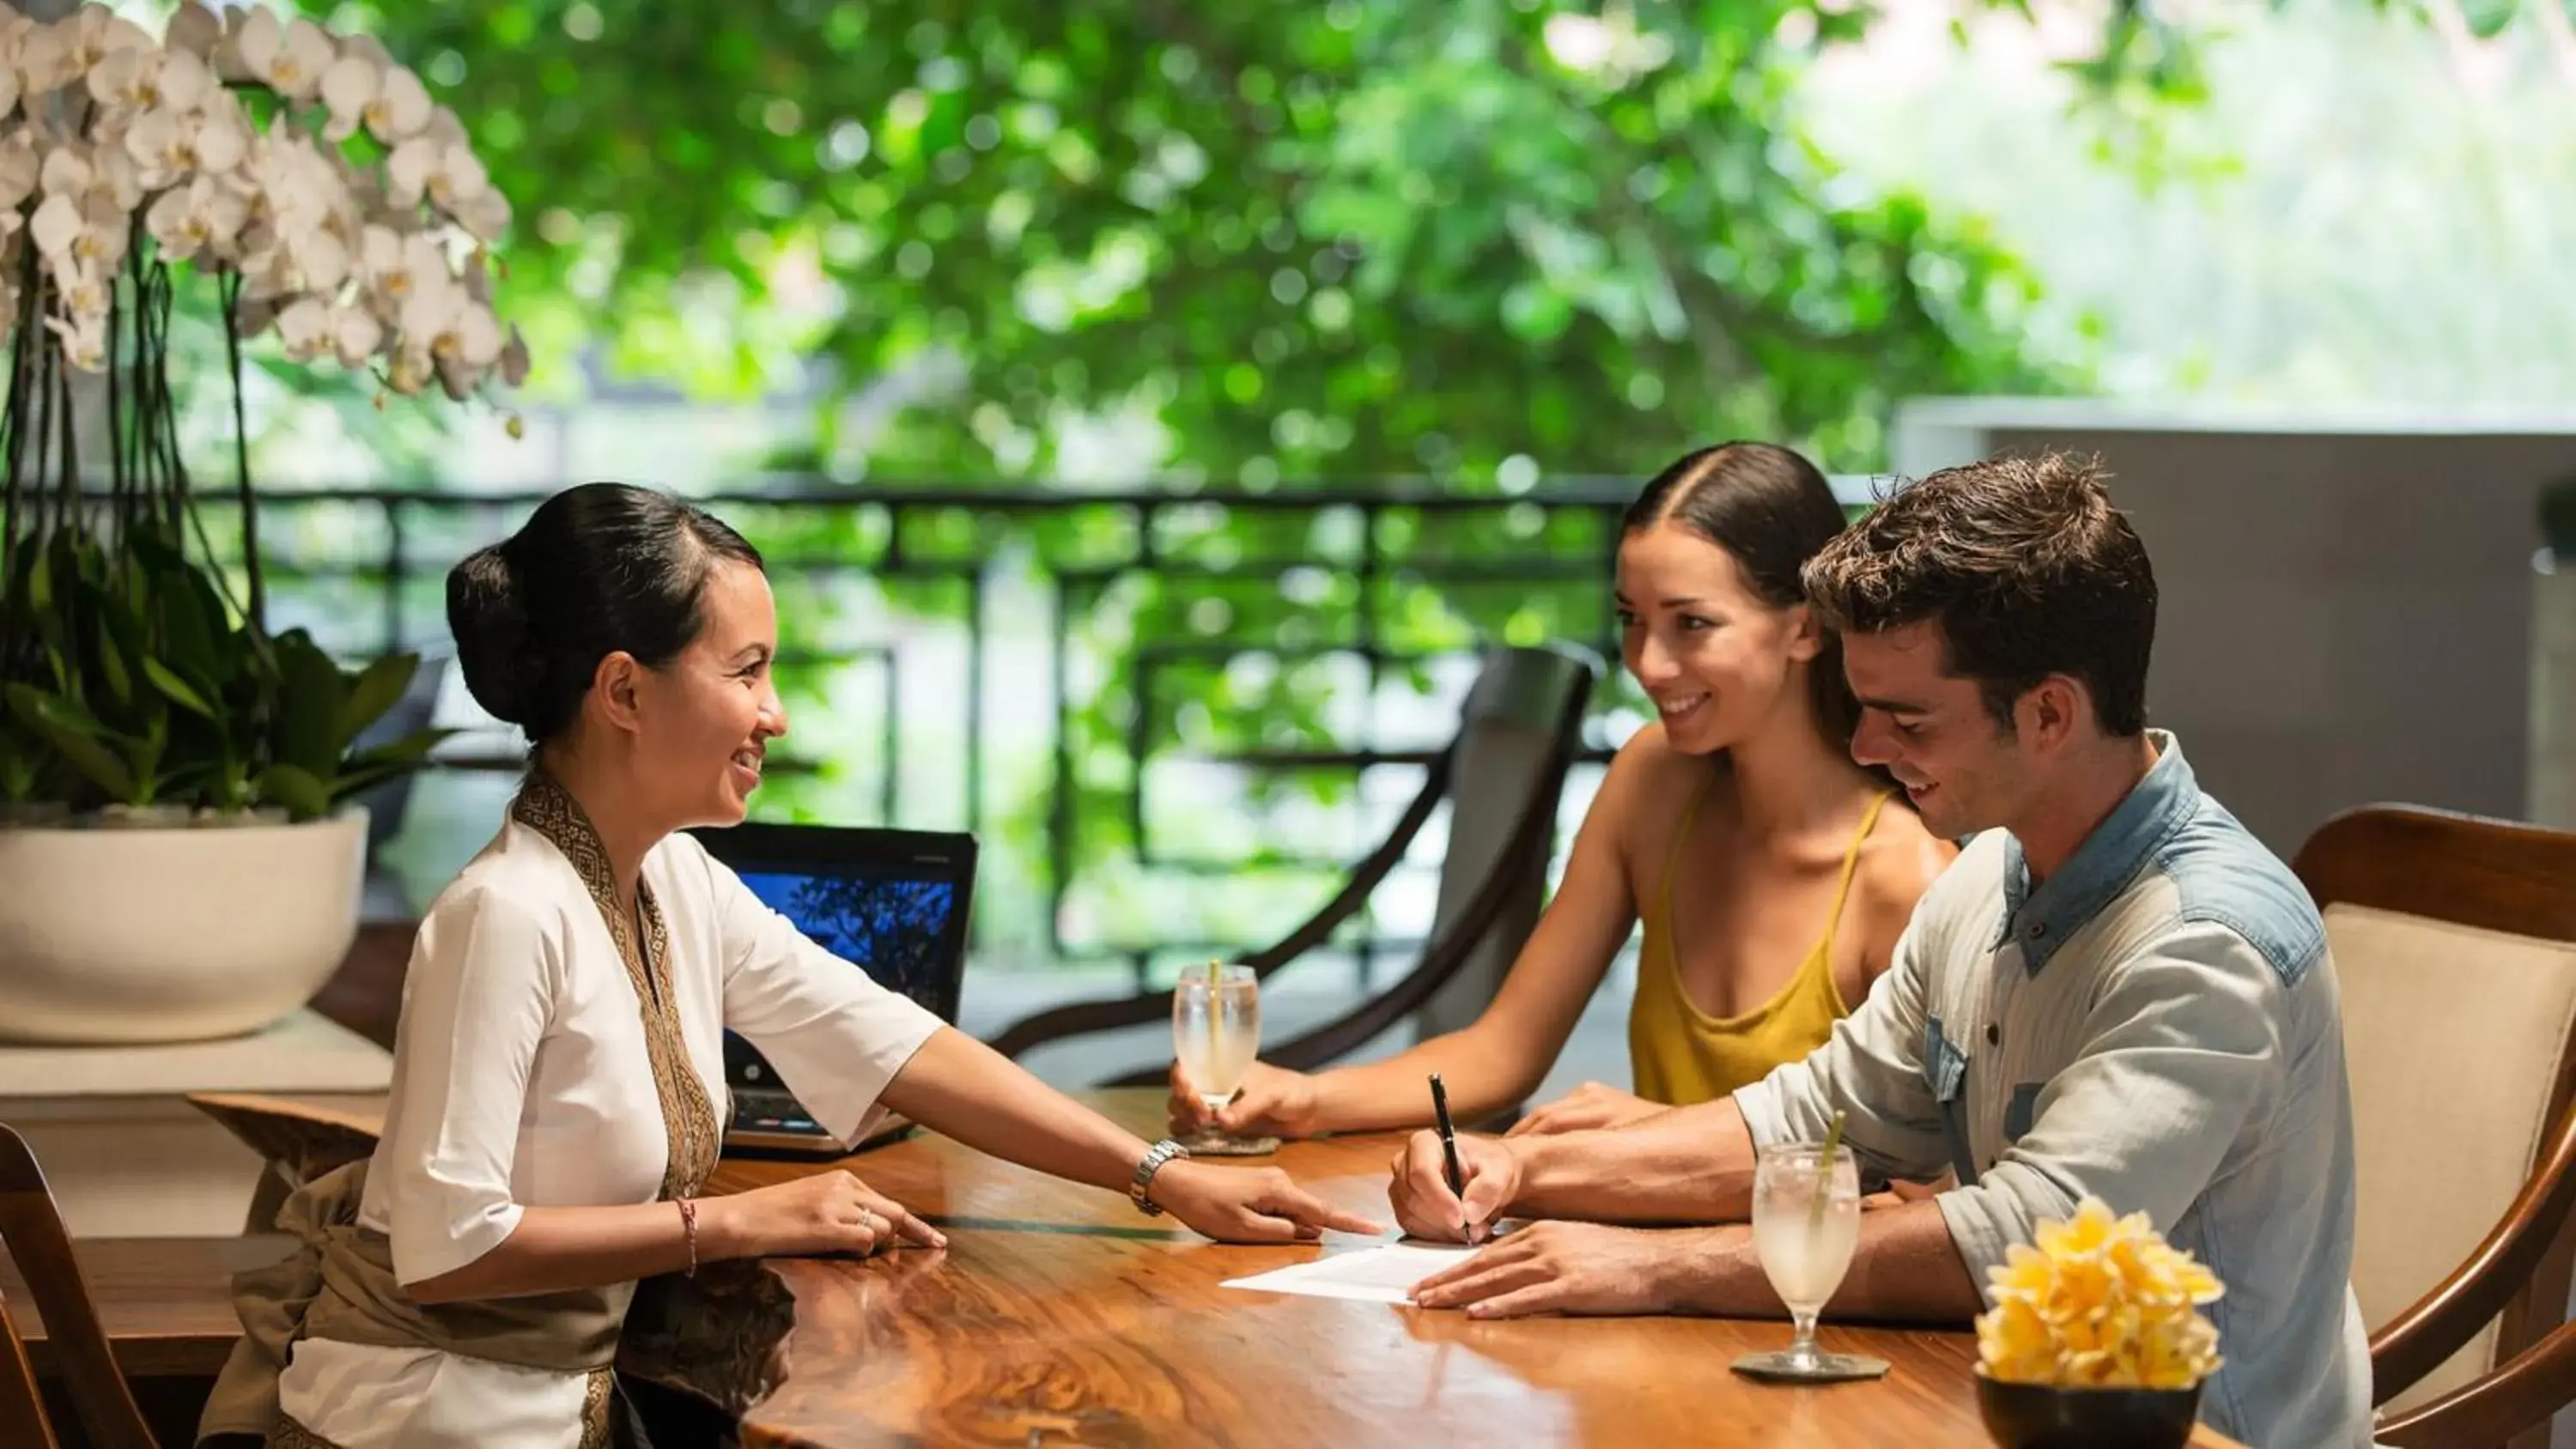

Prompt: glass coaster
[1177,1131,1283,1157]
[1729,1349,1892,1384]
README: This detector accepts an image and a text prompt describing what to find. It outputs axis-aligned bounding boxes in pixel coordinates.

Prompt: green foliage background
[278,0,2141,960]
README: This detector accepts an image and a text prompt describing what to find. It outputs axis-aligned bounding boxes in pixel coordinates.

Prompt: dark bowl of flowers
[1976,1371,2204,1449]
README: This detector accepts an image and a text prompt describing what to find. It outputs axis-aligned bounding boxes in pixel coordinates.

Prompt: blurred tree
[313,0,2099,480]
[290,0,2187,966]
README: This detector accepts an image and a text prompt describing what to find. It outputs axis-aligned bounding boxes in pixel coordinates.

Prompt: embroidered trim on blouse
[511,773,723,1202]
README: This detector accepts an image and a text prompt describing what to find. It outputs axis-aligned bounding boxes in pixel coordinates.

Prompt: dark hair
[447,482,765,743]
[1623,441,1867,755]
[1800,451,2156,737]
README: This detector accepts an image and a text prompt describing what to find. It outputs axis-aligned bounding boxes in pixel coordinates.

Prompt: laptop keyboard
[732,1085,823,1136]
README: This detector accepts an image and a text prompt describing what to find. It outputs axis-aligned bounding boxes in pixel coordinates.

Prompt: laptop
[687,822,976,1157]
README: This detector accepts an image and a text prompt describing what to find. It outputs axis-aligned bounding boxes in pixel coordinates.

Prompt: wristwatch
[1128,1137,1191,1216]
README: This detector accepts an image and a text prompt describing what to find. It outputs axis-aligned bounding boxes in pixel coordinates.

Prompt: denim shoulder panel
[2149,797,2327,989]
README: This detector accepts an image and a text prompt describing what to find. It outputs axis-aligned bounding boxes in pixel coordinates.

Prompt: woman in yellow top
[1168,442,1955,1143]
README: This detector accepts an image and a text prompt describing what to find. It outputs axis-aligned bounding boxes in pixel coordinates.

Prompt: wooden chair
[2379,1313,2576,1447]
[2290,804,2576,1441]
[987,643,1601,1086]
[3,1287,64,1447]
[0,1122,155,1448]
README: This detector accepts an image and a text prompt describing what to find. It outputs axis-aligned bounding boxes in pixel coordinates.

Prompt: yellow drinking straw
[1810,1110,1847,1232]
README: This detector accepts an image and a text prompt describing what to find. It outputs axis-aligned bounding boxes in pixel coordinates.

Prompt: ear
[1781,603,1825,665]
[592,651,647,737]
[2019,675,2091,753]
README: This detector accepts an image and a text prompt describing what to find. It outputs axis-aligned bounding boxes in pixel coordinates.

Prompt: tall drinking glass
[1171,964,1278,1155]
[1731,1142,1889,1382]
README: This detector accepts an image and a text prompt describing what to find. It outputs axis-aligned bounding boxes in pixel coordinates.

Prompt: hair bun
[447,543,538,729]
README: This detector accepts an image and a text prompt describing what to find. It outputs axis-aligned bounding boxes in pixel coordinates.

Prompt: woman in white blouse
[198,483,1377,1449]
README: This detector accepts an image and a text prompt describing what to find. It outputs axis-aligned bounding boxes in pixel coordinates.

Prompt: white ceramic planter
[0,807,368,1045]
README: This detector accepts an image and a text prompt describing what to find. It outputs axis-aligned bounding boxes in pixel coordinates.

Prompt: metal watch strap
[1129,1137,1190,1216]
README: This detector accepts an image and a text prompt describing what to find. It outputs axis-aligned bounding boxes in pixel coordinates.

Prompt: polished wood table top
[176,1087,2245,1447]
[627,1091,2249,1449]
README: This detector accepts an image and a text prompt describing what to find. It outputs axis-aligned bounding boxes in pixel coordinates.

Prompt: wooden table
[623,1091,2247,1449]
[162,1087,2246,1447]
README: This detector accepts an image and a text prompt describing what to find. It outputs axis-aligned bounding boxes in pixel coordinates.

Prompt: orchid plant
[1,1,526,398]
[0,0,522,824]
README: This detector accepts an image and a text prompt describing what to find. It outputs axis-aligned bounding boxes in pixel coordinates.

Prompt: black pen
[1429,1071,1466,1200]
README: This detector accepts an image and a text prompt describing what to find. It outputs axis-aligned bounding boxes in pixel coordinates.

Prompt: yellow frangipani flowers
[1974,1196,2225,1391]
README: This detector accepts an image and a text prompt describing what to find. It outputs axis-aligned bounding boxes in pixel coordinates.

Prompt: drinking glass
[1730,1143,1890,1382]
[1171,964,1278,1155]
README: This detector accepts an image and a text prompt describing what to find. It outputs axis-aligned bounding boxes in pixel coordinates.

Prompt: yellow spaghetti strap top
[1627,783,1896,1106]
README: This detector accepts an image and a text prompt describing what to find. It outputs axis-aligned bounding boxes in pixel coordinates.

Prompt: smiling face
[611,556,788,829]
[1840,618,2034,839]
[1613,521,1821,755]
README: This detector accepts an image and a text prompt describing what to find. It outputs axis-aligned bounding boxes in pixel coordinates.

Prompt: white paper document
[1220,1242,1480,1305]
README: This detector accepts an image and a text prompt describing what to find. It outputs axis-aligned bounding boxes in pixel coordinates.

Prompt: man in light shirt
[1393,452,2372,1449]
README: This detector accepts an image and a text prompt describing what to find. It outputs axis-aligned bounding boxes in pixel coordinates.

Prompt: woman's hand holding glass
[1166,1058,1320,1140]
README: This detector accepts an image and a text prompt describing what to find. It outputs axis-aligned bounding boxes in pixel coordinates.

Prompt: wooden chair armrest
[2378,1312,2576,1446]
[982,747,1454,1062]
[1105,743,1573,1083]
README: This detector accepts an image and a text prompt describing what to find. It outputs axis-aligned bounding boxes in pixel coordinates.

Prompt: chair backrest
[1,1287,64,1448]
[2292,805,2576,1416]
[1412,645,1601,1040]
[0,1123,154,1449]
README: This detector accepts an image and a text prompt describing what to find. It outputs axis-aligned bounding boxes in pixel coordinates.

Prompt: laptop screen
[690,823,976,1092]
[732,867,963,1021]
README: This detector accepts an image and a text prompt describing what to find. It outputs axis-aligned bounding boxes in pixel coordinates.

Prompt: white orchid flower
[317,52,432,144]
[331,303,384,367]
[454,185,509,242]
[38,142,91,198]
[0,26,23,121]
[87,42,206,113]
[0,133,39,213]
[234,9,334,101]
[287,216,355,294]
[399,274,499,367]
[46,306,108,371]
[361,223,448,316]
[165,3,223,61]
[196,91,250,173]
[282,293,392,368]
[15,21,80,98]
[145,175,249,264]
[51,250,108,310]
[125,96,248,190]
[85,44,150,109]
[30,187,120,273]
[88,132,141,211]
[386,136,488,213]
[368,66,432,144]
[254,128,343,231]
[317,52,375,142]
[337,33,393,70]
[274,295,332,361]
[422,106,468,149]
[28,191,82,259]
[60,6,154,73]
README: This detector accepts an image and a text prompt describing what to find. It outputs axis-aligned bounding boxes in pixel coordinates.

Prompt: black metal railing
[185,479,1676,984]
